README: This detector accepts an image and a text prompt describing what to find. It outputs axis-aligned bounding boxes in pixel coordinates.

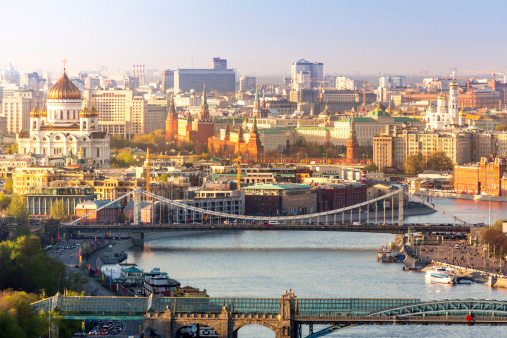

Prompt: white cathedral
[17,67,110,167]
[425,79,466,129]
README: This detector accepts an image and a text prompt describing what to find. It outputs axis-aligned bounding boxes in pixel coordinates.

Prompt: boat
[425,266,456,284]
[377,247,404,263]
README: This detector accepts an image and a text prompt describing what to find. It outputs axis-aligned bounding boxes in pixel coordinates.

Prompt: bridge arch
[173,321,223,338]
[234,323,276,337]
[368,299,507,317]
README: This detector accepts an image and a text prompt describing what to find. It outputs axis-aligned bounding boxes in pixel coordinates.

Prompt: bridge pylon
[133,188,141,226]
[398,189,404,226]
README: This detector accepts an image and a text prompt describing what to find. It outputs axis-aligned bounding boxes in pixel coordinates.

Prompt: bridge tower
[398,188,404,226]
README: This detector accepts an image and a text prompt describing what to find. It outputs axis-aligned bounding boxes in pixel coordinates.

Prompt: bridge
[32,291,507,338]
[64,188,469,243]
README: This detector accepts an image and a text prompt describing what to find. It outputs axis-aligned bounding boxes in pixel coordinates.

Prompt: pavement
[416,240,507,276]
[49,238,144,337]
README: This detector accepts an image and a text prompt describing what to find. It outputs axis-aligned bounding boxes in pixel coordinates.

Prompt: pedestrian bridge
[32,291,507,337]
[65,188,469,240]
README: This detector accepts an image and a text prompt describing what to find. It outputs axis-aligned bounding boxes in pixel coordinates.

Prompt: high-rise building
[161,70,174,92]
[378,76,406,88]
[1,90,42,133]
[291,59,323,89]
[239,76,256,92]
[124,76,139,90]
[83,90,166,137]
[174,69,235,93]
[212,57,227,70]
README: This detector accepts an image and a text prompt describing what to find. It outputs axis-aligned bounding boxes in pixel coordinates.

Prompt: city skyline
[2,0,507,75]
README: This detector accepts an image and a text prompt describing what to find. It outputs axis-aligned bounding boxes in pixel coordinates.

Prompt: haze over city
[3,0,507,75]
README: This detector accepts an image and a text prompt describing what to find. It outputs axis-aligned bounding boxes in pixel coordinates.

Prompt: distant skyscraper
[291,59,323,89]
[174,69,235,93]
[239,76,256,92]
[212,57,227,70]
[161,69,174,92]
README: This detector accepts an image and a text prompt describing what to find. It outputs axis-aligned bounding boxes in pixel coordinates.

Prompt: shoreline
[411,190,507,202]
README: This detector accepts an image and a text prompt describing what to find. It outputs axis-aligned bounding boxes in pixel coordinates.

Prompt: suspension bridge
[64,188,470,242]
[32,291,507,338]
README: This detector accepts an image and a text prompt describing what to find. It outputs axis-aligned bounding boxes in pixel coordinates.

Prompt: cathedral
[425,79,466,129]
[17,66,110,166]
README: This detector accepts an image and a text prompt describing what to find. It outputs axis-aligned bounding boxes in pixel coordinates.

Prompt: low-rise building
[75,200,122,223]
[25,186,96,218]
[243,183,317,216]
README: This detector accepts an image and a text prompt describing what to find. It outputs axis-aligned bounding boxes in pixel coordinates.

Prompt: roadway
[65,223,471,235]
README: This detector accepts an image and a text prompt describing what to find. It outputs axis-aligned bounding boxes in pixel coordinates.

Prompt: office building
[1,90,42,133]
[174,69,235,93]
[291,59,323,89]
[83,89,167,137]
[212,57,227,70]
[161,70,174,92]
[239,76,256,92]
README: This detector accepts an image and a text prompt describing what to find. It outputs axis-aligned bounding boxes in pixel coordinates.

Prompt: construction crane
[232,157,241,193]
[145,148,150,193]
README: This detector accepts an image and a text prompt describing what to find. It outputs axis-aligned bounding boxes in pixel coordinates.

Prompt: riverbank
[411,190,507,202]
[425,262,507,289]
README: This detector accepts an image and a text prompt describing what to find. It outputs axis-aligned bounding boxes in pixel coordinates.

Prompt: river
[124,198,507,337]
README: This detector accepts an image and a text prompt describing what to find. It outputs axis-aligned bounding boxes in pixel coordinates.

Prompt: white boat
[425,266,456,284]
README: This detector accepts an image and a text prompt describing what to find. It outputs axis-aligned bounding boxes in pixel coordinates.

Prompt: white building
[17,69,110,166]
[425,79,462,129]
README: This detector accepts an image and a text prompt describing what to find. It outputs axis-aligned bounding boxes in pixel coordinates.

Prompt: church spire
[199,84,210,121]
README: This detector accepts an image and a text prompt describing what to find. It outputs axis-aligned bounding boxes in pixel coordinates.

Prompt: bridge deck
[65,223,470,234]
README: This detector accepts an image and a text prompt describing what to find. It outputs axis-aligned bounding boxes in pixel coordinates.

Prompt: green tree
[201,152,211,160]
[6,195,29,225]
[0,192,12,210]
[493,218,507,231]
[159,174,168,182]
[426,151,453,171]
[113,150,137,167]
[404,153,426,174]
[495,125,507,131]
[363,163,379,173]
[50,200,68,221]
[0,289,46,338]
[3,177,13,194]
[5,143,18,154]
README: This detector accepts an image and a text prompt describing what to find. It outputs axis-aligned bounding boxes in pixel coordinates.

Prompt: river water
[124,198,507,337]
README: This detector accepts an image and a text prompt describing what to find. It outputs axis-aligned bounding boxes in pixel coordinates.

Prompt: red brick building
[314,183,366,212]
[346,118,359,163]
[165,97,178,142]
[75,200,122,223]
[454,157,507,196]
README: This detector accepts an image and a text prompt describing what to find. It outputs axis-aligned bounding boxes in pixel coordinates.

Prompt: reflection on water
[124,199,507,337]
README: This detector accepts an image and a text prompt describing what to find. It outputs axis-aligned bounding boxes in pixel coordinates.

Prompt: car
[74,265,79,268]
[101,331,109,335]
[111,330,119,335]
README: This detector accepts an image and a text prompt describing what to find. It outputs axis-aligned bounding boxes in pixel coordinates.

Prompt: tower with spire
[165,96,178,142]
[252,86,263,118]
[448,79,459,124]
[346,117,359,163]
[195,84,215,143]
[245,116,264,161]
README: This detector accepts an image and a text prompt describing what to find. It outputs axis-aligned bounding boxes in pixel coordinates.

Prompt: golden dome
[47,72,81,100]
[450,79,458,87]
[438,93,447,100]
[39,100,47,118]
[79,106,90,118]
[89,106,99,117]
[30,104,39,118]
[459,107,466,117]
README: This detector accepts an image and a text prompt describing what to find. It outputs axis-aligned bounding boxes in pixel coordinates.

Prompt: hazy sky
[2,0,506,75]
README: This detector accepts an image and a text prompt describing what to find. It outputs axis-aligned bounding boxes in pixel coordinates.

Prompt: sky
[1,0,507,76]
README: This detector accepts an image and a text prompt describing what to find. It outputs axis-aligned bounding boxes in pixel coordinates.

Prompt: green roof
[335,117,377,123]
[295,126,333,131]
[214,117,245,123]
[368,110,391,118]
[243,183,311,190]
[123,267,143,273]
[257,127,292,134]
[393,117,421,123]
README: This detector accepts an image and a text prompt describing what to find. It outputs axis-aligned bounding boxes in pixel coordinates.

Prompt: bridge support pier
[132,232,144,246]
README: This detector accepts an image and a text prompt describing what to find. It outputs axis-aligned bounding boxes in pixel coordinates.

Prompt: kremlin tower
[346,117,359,163]
[165,97,178,142]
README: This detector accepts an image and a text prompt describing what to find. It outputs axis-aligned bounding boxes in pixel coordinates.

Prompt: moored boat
[425,266,456,284]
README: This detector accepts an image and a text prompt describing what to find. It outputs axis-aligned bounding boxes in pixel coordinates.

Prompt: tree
[495,125,507,131]
[50,200,68,221]
[0,192,11,210]
[404,153,426,174]
[363,163,379,173]
[0,289,46,338]
[426,151,453,171]
[6,195,29,225]
[113,150,137,167]
[493,218,507,231]
[3,177,13,194]
[159,174,168,182]
[5,143,18,154]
